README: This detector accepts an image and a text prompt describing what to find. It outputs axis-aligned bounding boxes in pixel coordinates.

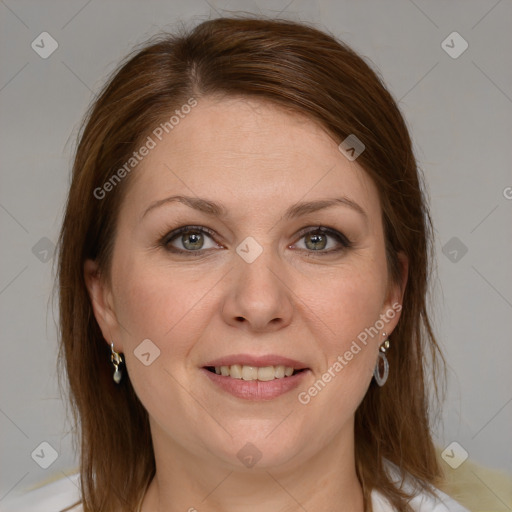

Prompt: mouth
[200,355,311,401]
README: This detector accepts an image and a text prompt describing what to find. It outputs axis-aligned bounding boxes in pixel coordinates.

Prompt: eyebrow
[141,194,368,223]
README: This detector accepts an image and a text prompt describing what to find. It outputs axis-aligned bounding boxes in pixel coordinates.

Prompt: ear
[381,251,409,335]
[84,259,124,351]
[394,251,408,304]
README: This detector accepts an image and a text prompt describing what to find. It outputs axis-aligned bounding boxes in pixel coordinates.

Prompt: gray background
[1,0,511,505]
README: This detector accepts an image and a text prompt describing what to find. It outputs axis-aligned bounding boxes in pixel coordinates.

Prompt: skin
[85,96,408,512]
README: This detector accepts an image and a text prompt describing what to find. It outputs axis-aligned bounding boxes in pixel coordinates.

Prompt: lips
[200,353,311,400]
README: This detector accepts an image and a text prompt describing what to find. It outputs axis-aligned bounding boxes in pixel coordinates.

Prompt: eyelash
[158,225,353,257]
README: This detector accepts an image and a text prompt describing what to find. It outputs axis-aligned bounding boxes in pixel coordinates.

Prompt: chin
[206,430,308,472]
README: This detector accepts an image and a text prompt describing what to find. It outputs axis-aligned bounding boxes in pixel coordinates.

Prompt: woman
[52,16,469,512]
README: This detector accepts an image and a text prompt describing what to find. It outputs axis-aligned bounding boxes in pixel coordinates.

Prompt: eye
[160,225,352,256]
[162,226,221,254]
[292,226,352,254]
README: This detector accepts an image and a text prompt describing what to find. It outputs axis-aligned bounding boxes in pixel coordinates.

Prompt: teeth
[275,365,285,378]
[257,366,276,381]
[213,364,299,380]
[241,365,258,380]
[230,364,242,379]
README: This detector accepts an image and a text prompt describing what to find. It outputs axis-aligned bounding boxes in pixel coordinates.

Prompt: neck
[140,421,364,512]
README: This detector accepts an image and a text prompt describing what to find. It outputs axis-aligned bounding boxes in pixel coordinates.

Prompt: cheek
[110,261,211,414]
[108,237,169,326]
[113,265,206,344]
[110,250,224,374]
[297,260,388,401]
[312,263,387,345]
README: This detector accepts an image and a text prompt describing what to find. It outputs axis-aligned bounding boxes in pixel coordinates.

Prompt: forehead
[120,96,379,222]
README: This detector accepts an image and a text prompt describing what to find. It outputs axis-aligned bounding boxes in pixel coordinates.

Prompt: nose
[221,245,294,333]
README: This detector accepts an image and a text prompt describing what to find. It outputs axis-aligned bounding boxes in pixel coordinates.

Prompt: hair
[56,16,447,512]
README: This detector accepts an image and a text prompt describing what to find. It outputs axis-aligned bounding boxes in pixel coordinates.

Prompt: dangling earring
[110,342,123,384]
[373,333,390,387]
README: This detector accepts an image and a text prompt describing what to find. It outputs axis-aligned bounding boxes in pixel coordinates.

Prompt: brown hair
[56,16,446,511]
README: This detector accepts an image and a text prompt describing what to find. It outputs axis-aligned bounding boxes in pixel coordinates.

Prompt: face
[86,96,406,472]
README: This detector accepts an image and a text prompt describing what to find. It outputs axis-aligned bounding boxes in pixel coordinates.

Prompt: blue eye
[160,225,352,256]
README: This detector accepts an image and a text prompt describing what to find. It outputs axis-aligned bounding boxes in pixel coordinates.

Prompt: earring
[373,333,390,387]
[110,342,123,384]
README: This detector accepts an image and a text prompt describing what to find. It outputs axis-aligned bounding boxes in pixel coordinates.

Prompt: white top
[1,470,470,512]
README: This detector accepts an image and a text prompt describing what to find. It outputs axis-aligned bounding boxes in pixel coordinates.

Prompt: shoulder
[0,473,82,512]
[371,460,470,512]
